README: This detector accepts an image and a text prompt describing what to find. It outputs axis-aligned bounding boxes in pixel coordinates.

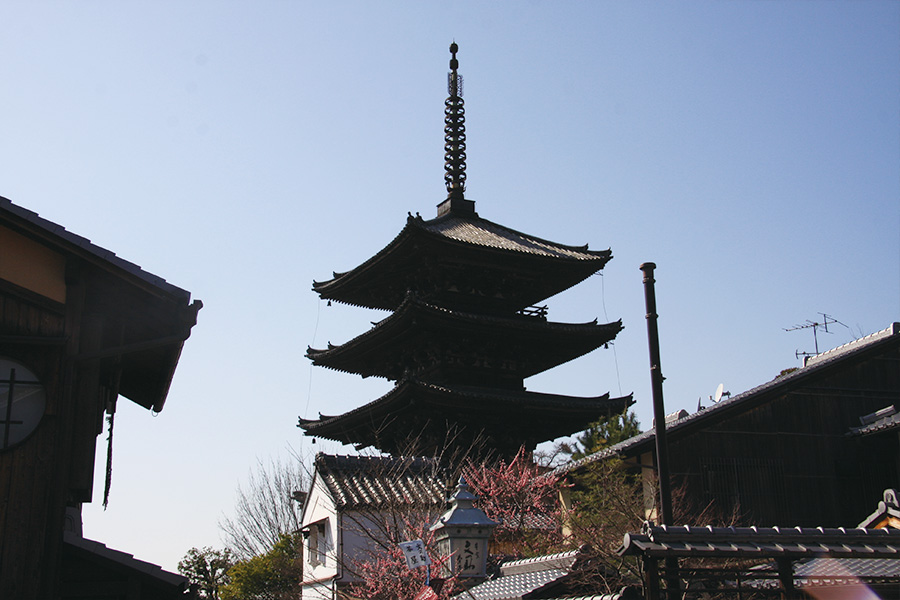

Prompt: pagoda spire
[444,42,467,201]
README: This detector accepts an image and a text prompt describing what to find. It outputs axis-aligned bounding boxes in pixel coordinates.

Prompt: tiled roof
[539,595,636,600]
[459,550,580,600]
[462,567,569,600]
[303,380,631,428]
[312,211,612,312]
[299,379,633,455]
[313,453,448,509]
[619,523,900,559]
[793,556,900,583]
[746,556,900,590]
[557,323,900,476]
[849,407,900,437]
[63,532,189,590]
[417,214,608,261]
[805,323,900,366]
[499,550,581,575]
[307,294,622,380]
[1,195,190,301]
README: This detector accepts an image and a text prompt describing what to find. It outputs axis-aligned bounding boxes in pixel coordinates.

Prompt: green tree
[178,546,235,600]
[220,533,303,600]
[561,410,641,459]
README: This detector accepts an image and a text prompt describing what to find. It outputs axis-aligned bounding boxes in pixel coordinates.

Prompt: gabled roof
[299,379,633,455]
[312,212,612,312]
[558,323,900,476]
[307,294,622,382]
[310,453,447,509]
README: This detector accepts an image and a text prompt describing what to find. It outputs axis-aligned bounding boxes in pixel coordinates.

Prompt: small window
[307,521,327,567]
[0,358,47,451]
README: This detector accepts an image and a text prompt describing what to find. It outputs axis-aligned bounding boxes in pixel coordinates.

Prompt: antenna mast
[784,313,848,356]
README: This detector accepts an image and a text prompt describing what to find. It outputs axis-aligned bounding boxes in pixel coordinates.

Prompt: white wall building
[299,453,448,599]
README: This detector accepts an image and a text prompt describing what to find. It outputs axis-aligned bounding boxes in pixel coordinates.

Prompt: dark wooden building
[562,323,900,529]
[0,195,200,598]
[299,45,631,457]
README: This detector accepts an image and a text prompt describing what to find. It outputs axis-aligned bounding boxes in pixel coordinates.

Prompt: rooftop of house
[459,550,580,600]
[1,195,191,302]
[557,322,900,476]
[309,453,449,510]
[63,532,188,593]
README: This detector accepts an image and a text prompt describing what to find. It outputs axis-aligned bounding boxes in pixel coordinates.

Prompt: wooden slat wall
[667,343,900,528]
[0,289,68,597]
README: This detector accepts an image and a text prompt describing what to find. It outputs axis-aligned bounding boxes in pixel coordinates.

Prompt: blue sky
[2,1,898,572]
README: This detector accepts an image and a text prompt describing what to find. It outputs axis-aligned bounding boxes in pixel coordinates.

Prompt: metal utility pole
[640,262,673,526]
[641,262,681,600]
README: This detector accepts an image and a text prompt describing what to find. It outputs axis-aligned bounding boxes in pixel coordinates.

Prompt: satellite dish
[714,383,725,403]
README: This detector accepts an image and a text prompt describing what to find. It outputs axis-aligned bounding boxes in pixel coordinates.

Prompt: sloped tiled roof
[848,406,900,437]
[63,532,189,591]
[459,550,580,600]
[793,556,900,583]
[1,195,190,301]
[1,195,200,412]
[312,453,448,509]
[307,294,622,381]
[312,212,612,312]
[746,555,900,591]
[557,323,900,476]
[418,215,607,261]
[299,379,633,456]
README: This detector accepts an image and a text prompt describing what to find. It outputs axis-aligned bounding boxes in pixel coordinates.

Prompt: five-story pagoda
[299,44,631,457]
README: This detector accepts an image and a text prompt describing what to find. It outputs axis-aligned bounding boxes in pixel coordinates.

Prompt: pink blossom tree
[346,522,459,600]
[463,446,566,557]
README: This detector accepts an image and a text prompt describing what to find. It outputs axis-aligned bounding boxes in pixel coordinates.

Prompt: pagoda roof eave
[307,295,623,379]
[312,212,612,311]
[297,379,634,453]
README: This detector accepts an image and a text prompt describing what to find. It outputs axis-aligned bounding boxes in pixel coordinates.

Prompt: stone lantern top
[431,477,498,530]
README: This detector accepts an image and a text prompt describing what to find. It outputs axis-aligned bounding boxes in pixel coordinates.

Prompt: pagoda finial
[444,42,466,200]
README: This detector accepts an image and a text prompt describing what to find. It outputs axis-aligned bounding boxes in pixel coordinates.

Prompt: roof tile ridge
[560,326,900,475]
[2,195,190,299]
[805,322,900,366]
[422,211,612,256]
[312,216,418,291]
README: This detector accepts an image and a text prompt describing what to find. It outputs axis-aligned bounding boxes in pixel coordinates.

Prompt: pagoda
[298,44,631,457]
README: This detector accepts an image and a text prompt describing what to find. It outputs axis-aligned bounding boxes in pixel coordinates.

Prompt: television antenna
[784,313,847,356]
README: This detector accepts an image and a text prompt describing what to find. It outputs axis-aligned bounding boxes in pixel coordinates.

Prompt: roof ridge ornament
[444,42,466,200]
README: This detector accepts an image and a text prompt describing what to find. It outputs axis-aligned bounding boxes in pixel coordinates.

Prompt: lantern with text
[430,477,497,579]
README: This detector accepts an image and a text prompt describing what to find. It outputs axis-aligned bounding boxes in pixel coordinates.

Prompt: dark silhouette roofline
[557,322,900,476]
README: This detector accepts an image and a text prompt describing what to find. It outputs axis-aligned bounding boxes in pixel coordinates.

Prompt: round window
[0,358,47,450]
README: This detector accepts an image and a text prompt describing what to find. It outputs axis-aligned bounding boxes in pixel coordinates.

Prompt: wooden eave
[312,213,612,312]
[307,295,622,381]
[298,378,634,453]
[1,196,200,412]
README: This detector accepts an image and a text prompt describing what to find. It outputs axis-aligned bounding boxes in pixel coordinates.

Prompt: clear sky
[2,1,898,573]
